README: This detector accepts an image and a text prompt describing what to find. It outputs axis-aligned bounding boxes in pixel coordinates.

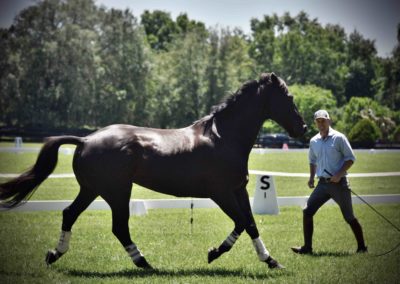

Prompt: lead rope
[348,187,400,257]
[324,169,400,256]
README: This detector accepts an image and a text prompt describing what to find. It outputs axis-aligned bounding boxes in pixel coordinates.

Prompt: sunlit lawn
[0,143,399,283]
[0,205,399,283]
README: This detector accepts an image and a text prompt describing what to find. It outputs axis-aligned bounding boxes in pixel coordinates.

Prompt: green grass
[0,205,399,283]
[1,143,399,282]
[1,144,399,200]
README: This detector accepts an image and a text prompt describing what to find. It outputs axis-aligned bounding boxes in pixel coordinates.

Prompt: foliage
[290,84,336,140]
[0,0,399,142]
[262,84,336,141]
[335,97,397,139]
[251,12,350,104]
[344,30,377,101]
[348,118,381,147]
[374,23,400,109]
[141,10,207,51]
[394,125,400,142]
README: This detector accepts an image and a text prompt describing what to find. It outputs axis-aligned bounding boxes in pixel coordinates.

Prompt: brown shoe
[291,246,313,255]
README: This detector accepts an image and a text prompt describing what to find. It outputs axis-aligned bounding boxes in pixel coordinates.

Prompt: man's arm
[308,163,317,188]
[330,160,354,183]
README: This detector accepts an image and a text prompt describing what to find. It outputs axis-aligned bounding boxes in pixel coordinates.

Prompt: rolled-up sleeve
[309,142,317,165]
[341,136,356,162]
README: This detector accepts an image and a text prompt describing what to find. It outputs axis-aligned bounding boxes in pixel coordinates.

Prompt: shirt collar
[318,127,334,139]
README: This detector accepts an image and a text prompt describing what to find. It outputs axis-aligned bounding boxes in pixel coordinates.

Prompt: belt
[319,177,346,183]
[319,177,331,183]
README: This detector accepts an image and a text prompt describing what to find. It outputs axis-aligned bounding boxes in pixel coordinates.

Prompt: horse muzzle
[290,124,307,138]
[302,124,308,134]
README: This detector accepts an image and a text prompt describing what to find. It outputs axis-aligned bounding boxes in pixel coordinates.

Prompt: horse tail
[0,136,84,209]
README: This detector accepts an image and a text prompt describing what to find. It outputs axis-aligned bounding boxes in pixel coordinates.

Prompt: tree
[96,8,152,126]
[176,13,207,37]
[290,84,336,140]
[140,10,207,51]
[344,30,377,100]
[0,27,20,126]
[140,10,179,51]
[152,31,208,127]
[374,23,400,109]
[335,96,396,138]
[249,14,278,74]
[204,28,255,113]
[348,118,381,147]
[250,12,349,104]
[261,84,336,141]
[0,1,397,140]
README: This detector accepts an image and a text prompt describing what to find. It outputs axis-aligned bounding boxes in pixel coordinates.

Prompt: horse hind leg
[46,187,97,266]
[102,187,153,270]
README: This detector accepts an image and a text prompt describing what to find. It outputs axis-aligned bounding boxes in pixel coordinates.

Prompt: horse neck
[215,101,265,153]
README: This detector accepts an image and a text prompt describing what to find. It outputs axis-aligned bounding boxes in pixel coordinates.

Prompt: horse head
[259,73,307,138]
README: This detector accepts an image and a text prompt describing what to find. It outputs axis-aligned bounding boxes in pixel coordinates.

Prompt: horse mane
[193,73,280,128]
[210,79,260,117]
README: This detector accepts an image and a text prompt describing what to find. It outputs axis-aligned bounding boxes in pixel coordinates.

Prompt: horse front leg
[235,188,284,269]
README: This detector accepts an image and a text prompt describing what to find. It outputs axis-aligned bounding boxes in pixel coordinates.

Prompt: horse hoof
[208,247,220,264]
[265,256,285,269]
[45,249,63,266]
[135,257,153,270]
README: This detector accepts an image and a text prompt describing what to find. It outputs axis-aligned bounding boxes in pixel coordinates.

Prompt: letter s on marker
[260,176,270,190]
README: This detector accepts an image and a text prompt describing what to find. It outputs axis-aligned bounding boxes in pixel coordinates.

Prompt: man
[291,109,367,254]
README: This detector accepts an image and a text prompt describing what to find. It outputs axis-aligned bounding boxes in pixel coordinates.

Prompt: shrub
[348,118,381,147]
[393,126,400,142]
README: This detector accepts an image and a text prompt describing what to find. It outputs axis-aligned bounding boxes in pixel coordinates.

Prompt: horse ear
[271,72,279,84]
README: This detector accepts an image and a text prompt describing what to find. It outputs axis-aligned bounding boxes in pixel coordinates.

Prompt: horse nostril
[303,124,308,133]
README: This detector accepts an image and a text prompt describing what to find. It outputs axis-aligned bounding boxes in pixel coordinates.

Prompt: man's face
[315,118,330,133]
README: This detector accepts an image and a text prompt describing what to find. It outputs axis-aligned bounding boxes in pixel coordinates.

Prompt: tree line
[0,0,399,143]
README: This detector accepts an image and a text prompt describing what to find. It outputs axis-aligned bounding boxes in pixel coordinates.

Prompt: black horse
[0,73,306,270]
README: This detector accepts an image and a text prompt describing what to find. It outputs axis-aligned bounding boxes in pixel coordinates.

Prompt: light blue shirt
[309,127,356,178]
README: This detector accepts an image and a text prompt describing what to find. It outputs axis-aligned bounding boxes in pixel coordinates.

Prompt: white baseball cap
[314,109,330,120]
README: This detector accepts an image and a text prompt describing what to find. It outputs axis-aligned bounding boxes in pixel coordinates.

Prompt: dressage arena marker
[252,175,279,215]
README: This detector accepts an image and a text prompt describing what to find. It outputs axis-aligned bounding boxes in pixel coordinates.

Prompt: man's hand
[330,174,342,183]
[307,178,315,188]
[329,160,353,183]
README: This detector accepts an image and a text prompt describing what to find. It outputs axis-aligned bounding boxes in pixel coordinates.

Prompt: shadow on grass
[310,250,353,257]
[60,266,291,280]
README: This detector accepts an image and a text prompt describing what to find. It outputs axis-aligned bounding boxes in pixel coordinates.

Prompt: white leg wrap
[125,243,144,263]
[252,237,270,261]
[56,230,72,253]
[222,231,240,247]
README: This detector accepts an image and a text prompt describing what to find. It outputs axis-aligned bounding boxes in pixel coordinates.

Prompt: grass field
[0,205,399,283]
[0,143,399,283]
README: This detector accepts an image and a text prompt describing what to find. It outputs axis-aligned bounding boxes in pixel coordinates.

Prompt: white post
[252,175,279,215]
[130,200,147,216]
[15,137,23,148]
